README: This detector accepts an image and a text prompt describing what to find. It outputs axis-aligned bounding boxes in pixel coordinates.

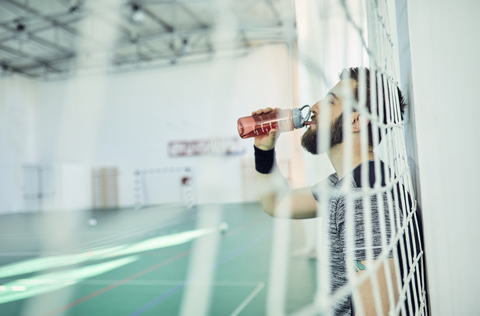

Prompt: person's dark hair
[340,67,407,147]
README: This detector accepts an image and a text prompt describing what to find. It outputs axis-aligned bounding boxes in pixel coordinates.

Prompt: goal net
[134,167,195,210]
[265,0,428,315]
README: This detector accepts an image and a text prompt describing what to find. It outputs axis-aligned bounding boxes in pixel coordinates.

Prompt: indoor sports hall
[1,0,479,315]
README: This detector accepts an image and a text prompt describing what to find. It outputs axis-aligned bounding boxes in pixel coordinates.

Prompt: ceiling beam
[13,54,74,71]
[178,3,209,29]
[0,42,28,57]
[0,0,288,80]
[0,23,72,54]
[0,41,68,75]
[1,0,88,44]
[142,7,174,33]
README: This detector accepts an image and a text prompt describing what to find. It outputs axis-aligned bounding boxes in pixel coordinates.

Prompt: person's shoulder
[352,160,388,189]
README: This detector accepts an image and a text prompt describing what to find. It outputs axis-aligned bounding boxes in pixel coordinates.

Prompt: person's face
[301,79,357,154]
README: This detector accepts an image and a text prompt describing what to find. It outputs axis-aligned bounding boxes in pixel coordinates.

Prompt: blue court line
[128,229,272,316]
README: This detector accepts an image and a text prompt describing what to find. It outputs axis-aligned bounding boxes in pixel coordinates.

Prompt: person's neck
[327,142,374,179]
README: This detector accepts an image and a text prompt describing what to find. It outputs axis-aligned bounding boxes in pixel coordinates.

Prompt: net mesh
[274,0,428,315]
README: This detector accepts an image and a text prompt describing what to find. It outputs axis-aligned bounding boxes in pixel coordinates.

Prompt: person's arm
[253,107,318,219]
[350,258,399,315]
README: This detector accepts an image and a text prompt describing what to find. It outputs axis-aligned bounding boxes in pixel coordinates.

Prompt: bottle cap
[292,105,311,129]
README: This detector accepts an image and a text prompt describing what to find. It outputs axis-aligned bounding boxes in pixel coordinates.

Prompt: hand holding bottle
[236,105,311,150]
[250,107,281,151]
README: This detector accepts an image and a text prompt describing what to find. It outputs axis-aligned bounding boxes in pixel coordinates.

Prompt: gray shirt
[312,161,403,316]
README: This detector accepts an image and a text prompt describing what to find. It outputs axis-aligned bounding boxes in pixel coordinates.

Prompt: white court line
[4,279,263,287]
[230,282,266,316]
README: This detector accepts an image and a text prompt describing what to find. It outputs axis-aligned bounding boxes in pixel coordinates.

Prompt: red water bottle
[237,105,311,139]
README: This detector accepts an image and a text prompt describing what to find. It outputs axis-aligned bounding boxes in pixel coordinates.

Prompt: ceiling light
[130,3,145,24]
[68,3,81,15]
[182,38,192,54]
[1,64,12,77]
[14,20,28,41]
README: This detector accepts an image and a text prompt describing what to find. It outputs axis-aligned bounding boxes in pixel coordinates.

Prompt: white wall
[405,0,480,314]
[29,44,292,210]
[0,75,37,214]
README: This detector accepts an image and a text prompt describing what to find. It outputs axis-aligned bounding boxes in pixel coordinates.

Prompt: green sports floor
[0,203,317,315]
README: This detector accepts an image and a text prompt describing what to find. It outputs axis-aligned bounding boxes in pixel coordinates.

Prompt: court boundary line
[230,282,266,316]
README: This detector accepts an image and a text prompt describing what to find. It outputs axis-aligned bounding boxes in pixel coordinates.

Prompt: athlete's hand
[252,107,281,151]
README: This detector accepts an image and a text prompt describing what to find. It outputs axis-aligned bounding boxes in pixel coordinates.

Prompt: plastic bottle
[237,105,311,139]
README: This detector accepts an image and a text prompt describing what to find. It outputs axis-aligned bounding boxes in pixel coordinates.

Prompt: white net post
[265,1,297,315]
